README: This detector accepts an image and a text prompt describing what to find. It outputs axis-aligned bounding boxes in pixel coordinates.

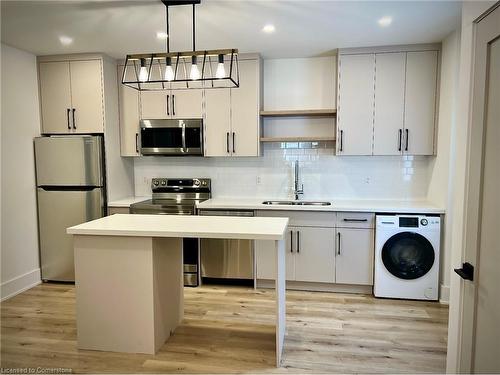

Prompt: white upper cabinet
[171,90,203,119]
[39,59,104,134]
[373,52,406,155]
[404,50,438,155]
[337,45,439,156]
[337,54,375,155]
[204,89,231,157]
[118,65,140,156]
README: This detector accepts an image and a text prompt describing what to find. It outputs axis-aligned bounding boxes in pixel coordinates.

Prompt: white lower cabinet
[335,227,374,285]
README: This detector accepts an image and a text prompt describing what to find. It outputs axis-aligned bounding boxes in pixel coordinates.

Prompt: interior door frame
[451,2,500,372]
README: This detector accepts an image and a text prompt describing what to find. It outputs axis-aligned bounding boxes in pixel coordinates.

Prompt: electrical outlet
[256,176,262,185]
[365,177,371,184]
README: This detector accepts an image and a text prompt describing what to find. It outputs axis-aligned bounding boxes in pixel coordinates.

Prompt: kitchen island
[67,214,288,366]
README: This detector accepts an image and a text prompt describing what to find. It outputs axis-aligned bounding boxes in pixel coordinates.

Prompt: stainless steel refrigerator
[34,135,106,282]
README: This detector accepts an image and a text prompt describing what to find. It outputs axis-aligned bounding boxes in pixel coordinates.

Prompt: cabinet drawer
[255,210,335,228]
[336,212,374,228]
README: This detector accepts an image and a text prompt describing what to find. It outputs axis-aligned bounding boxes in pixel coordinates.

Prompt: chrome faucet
[293,160,304,200]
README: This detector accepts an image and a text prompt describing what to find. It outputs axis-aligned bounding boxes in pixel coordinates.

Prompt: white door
[39,61,72,134]
[337,54,375,155]
[404,51,438,155]
[171,90,203,119]
[373,52,406,155]
[454,5,500,373]
[335,228,374,285]
[140,91,170,119]
[69,60,104,133]
[118,65,140,156]
[204,89,231,157]
[230,59,260,156]
[294,227,335,283]
[255,228,294,281]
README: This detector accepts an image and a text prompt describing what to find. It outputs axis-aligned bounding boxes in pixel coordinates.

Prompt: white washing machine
[375,215,440,300]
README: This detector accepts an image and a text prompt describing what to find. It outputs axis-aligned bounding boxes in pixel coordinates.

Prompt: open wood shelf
[260,136,336,143]
[260,109,337,117]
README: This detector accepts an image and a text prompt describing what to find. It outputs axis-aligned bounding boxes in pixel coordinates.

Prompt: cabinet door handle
[136,133,139,154]
[398,129,402,151]
[343,218,368,222]
[172,94,175,116]
[232,132,235,153]
[296,230,300,253]
[72,108,76,129]
[166,95,170,116]
[340,130,344,152]
[337,232,341,255]
[66,108,71,130]
[405,129,409,151]
[226,132,230,153]
[290,230,293,253]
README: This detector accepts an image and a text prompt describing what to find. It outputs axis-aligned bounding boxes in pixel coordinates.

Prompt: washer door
[381,232,435,280]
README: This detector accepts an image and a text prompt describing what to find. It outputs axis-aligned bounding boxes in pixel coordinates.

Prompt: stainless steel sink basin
[262,200,331,206]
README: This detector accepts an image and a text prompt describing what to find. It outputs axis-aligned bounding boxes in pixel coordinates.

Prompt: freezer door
[35,136,103,186]
[200,238,254,279]
[37,187,104,281]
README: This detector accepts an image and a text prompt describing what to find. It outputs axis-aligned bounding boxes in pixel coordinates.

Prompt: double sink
[262,200,331,206]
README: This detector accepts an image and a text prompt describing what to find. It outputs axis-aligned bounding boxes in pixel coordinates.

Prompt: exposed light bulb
[164,57,174,81]
[378,16,392,27]
[138,58,149,82]
[190,56,200,80]
[216,54,226,79]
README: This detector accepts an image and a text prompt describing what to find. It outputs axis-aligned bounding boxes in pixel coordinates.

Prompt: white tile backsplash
[134,146,432,200]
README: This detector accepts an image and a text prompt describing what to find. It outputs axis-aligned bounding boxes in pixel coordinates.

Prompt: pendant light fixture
[122,0,239,91]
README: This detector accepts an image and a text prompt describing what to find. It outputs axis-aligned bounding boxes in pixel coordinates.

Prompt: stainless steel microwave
[140,119,203,156]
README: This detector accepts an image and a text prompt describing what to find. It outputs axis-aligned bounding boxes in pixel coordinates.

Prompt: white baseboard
[256,279,373,294]
[1,268,41,302]
[439,284,450,304]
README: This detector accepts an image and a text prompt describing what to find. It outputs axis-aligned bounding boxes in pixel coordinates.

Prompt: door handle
[226,132,230,153]
[398,129,402,151]
[290,230,293,253]
[135,133,139,154]
[181,123,186,151]
[339,130,344,152]
[66,108,71,130]
[337,232,341,255]
[343,218,368,222]
[166,95,170,116]
[232,132,235,154]
[454,262,474,281]
[405,129,409,151]
[172,94,175,116]
[72,108,76,129]
[296,230,300,253]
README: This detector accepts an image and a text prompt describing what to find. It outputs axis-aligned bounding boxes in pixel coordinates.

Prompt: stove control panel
[151,178,211,191]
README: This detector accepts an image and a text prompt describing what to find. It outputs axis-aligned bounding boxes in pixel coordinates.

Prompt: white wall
[1,43,42,300]
[427,29,461,303]
[445,1,496,372]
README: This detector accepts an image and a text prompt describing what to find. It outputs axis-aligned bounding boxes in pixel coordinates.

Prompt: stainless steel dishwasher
[198,210,254,281]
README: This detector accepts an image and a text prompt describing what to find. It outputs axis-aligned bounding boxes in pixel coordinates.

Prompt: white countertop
[196,198,445,214]
[67,214,288,240]
[107,196,150,207]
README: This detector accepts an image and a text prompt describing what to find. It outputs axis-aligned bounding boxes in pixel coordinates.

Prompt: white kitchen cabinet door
[255,228,294,281]
[335,228,374,285]
[69,60,104,133]
[140,91,169,119]
[373,53,406,155]
[294,227,335,283]
[171,90,203,119]
[337,54,375,155]
[230,59,260,156]
[118,65,140,156]
[204,89,231,156]
[39,61,72,134]
[404,50,438,155]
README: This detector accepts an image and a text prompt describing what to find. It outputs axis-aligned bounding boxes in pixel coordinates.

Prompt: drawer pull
[337,232,341,255]
[343,218,368,222]
[290,230,294,253]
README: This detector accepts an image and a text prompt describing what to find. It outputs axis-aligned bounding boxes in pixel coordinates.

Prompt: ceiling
[1,0,461,59]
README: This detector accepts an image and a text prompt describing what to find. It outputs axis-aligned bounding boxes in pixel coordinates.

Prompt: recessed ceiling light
[156,31,168,39]
[59,35,73,46]
[378,16,392,27]
[262,24,275,33]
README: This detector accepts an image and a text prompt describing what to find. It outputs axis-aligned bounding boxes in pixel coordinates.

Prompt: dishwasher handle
[198,210,254,217]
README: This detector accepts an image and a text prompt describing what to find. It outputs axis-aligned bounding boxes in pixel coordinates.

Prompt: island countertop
[67,214,288,241]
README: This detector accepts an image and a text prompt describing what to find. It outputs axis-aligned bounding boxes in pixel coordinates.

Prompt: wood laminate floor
[0,283,448,373]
